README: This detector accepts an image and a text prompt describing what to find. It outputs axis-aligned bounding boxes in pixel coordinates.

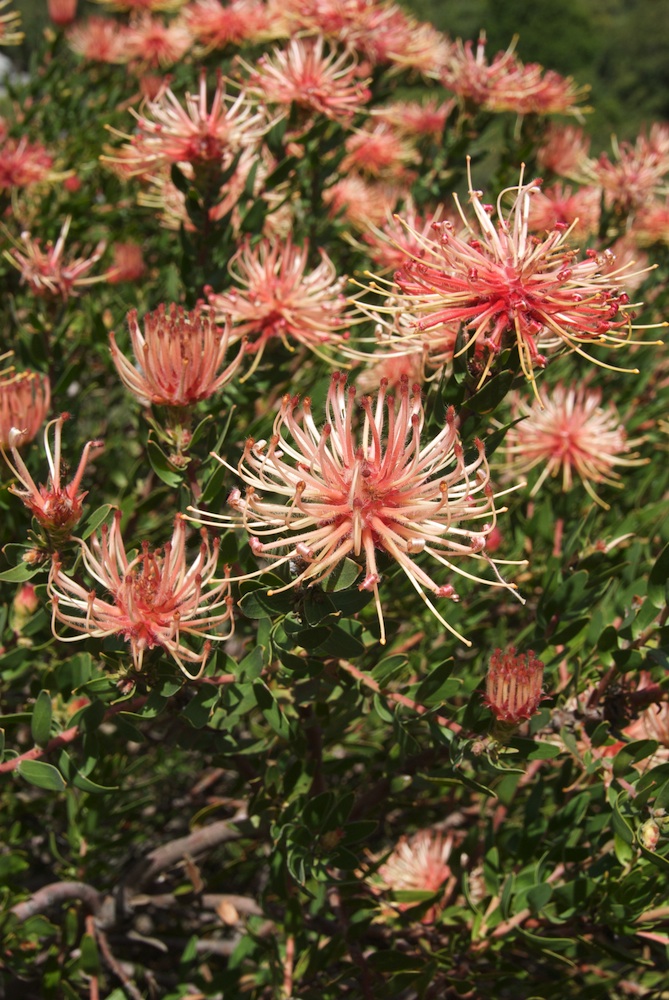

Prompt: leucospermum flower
[0,368,51,448]
[185,0,271,51]
[122,13,193,69]
[484,646,544,725]
[4,217,106,300]
[109,303,246,408]
[381,162,656,396]
[48,513,234,677]
[503,383,646,508]
[241,35,371,125]
[374,830,454,921]
[190,372,519,644]
[0,137,55,191]
[2,414,102,545]
[104,71,269,177]
[206,236,351,374]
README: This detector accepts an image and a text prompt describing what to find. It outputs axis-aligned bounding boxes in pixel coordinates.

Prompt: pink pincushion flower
[0,137,54,190]
[526,183,601,240]
[484,646,544,725]
[67,16,129,62]
[503,383,646,508]
[383,163,649,395]
[190,372,518,644]
[536,123,591,178]
[241,35,371,125]
[632,200,669,247]
[185,0,271,50]
[442,34,587,118]
[323,174,401,229]
[375,830,454,921]
[105,71,268,176]
[49,512,234,677]
[206,236,351,373]
[582,127,669,214]
[106,242,146,284]
[123,13,193,69]
[341,121,418,181]
[375,98,453,141]
[0,369,51,449]
[4,217,106,300]
[110,303,246,408]
[3,414,102,544]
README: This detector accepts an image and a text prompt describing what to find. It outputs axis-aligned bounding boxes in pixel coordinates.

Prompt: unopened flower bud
[484,646,544,726]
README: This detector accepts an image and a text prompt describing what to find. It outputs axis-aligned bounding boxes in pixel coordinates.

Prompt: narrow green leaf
[80,504,114,541]
[79,933,100,974]
[648,541,669,609]
[17,759,66,792]
[323,558,362,592]
[0,562,41,583]
[146,438,183,487]
[0,728,5,762]
[31,690,53,747]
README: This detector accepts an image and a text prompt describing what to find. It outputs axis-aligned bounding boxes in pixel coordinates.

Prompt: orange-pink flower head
[384,162,651,397]
[536,123,591,178]
[484,646,544,725]
[441,33,588,118]
[185,0,271,50]
[503,383,646,509]
[583,125,669,214]
[3,414,102,544]
[323,174,401,230]
[190,373,519,645]
[47,0,77,26]
[0,137,54,190]
[241,35,371,125]
[123,13,193,69]
[4,217,106,300]
[374,98,454,142]
[375,830,454,922]
[67,16,129,63]
[106,242,146,284]
[110,303,246,408]
[341,121,419,181]
[105,71,268,176]
[206,236,351,375]
[48,512,234,677]
[526,183,601,241]
[0,368,51,449]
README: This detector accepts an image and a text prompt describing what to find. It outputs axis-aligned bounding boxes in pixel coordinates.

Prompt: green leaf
[146,438,183,487]
[322,558,362,592]
[79,933,100,974]
[31,690,53,747]
[611,793,634,846]
[648,541,669,609]
[80,504,114,541]
[253,680,292,739]
[613,740,659,777]
[0,561,41,583]
[17,759,66,791]
[527,882,552,914]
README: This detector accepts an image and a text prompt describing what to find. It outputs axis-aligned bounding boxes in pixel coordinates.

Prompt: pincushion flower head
[109,303,246,409]
[3,414,103,546]
[105,71,269,177]
[503,383,646,509]
[190,372,519,645]
[240,35,371,125]
[382,161,655,398]
[4,217,106,300]
[48,513,234,677]
[484,646,544,726]
[205,236,351,375]
[374,830,454,922]
[0,368,50,448]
